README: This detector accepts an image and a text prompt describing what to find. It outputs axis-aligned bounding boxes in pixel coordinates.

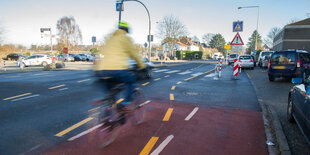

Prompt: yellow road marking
[142,82,150,86]
[77,79,90,83]
[170,94,174,100]
[49,84,66,90]
[176,81,182,84]
[184,76,197,81]
[205,68,216,74]
[154,78,161,81]
[139,137,159,155]
[171,86,176,90]
[3,93,32,100]
[115,98,124,104]
[163,108,174,121]
[55,117,93,137]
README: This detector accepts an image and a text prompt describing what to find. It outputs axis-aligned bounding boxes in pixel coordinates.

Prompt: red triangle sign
[230,33,244,45]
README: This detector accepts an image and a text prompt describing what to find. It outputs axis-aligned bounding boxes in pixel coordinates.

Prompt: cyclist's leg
[113,70,136,104]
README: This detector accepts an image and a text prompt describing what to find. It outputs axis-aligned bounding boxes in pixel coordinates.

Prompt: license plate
[273,66,286,69]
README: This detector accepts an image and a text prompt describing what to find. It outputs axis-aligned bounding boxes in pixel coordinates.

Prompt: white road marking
[185,107,199,121]
[165,70,180,74]
[154,69,169,72]
[7,76,20,78]
[178,71,192,75]
[139,100,151,107]
[154,78,161,81]
[59,88,69,91]
[68,123,103,141]
[191,72,203,76]
[150,135,174,155]
[34,73,48,76]
[205,73,217,77]
[12,94,40,102]
[78,79,91,83]
[164,75,170,78]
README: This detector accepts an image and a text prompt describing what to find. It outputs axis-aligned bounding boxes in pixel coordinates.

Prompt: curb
[246,72,291,155]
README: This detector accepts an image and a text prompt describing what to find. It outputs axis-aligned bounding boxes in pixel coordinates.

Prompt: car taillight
[297,60,301,68]
[250,59,254,62]
[268,60,271,69]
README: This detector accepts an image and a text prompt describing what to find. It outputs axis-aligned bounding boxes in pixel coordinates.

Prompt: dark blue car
[268,50,310,82]
[288,77,310,145]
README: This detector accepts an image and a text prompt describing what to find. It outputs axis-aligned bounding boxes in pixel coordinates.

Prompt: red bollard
[233,59,239,78]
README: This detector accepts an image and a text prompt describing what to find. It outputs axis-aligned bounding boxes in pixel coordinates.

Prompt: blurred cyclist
[95,21,146,111]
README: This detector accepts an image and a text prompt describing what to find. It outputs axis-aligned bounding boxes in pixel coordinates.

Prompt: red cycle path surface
[45,101,268,155]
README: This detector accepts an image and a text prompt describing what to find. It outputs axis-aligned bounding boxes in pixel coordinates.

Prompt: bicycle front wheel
[132,88,147,125]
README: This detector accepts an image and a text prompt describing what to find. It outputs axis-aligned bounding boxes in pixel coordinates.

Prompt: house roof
[177,42,187,46]
[288,18,310,26]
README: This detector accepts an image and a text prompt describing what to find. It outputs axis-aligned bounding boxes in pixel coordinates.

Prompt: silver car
[238,55,254,70]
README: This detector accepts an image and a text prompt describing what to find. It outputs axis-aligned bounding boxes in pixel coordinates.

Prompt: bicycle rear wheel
[97,121,121,148]
[131,88,147,125]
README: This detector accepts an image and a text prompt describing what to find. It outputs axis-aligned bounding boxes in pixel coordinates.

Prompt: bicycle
[89,76,150,147]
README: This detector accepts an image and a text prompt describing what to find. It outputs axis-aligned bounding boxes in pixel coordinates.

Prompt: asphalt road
[0,62,267,155]
[246,67,310,155]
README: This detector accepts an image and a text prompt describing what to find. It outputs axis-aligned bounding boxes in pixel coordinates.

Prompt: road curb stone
[246,72,291,155]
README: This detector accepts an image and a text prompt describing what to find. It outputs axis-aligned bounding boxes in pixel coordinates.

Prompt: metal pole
[255,7,260,51]
[50,29,53,55]
[118,0,124,24]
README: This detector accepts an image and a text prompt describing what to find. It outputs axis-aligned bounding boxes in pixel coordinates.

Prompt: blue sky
[0,0,309,48]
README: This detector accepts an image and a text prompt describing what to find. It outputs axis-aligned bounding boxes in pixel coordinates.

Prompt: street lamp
[238,6,259,52]
[118,0,152,60]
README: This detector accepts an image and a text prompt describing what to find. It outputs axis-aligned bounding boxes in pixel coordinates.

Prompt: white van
[213,52,220,60]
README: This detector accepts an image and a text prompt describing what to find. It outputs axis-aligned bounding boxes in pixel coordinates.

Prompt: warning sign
[233,21,243,32]
[230,33,244,45]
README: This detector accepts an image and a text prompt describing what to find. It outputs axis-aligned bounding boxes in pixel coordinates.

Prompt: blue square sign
[233,21,243,32]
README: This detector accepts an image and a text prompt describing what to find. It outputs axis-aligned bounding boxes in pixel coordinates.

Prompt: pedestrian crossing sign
[233,21,243,32]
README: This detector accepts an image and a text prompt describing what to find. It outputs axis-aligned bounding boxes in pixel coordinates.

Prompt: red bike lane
[45,101,268,155]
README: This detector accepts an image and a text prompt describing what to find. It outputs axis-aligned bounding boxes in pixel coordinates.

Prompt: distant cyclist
[95,21,146,111]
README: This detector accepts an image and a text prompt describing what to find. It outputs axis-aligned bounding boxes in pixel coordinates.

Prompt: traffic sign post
[233,21,243,32]
[92,36,96,54]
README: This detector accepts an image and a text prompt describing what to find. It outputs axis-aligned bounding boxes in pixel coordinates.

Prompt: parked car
[6,53,26,61]
[58,54,74,62]
[18,54,52,67]
[251,55,256,67]
[258,51,274,67]
[238,55,254,70]
[261,55,271,68]
[74,54,86,61]
[128,58,154,79]
[228,53,239,65]
[268,50,310,82]
[288,77,310,145]
[84,54,95,62]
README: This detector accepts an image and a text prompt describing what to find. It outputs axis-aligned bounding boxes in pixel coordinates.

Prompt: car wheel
[251,67,254,70]
[287,96,295,123]
[42,61,48,67]
[20,62,26,69]
[268,75,275,82]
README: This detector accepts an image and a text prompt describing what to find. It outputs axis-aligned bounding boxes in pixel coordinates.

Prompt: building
[273,18,310,52]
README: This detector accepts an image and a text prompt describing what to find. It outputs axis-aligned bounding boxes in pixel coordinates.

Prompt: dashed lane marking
[49,84,66,90]
[11,94,40,102]
[59,88,69,91]
[191,72,204,77]
[185,107,199,121]
[178,70,192,75]
[176,81,182,84]
[154,69,169,72]
[3,93,32,100]
[68,123,103,141]
[150,135,174,155]
[55,117,94,137]
[165,70,180,74]
[171,86,176,90]
[142,82,150,86]
[170,94,174,100]
[163,108,174,121]
[139,137,159,155]
[154,78,161,81]
[164,75,170,78]
[77,79,91,83]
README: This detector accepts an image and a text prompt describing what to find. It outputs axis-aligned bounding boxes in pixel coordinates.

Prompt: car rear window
[271,52,296,64]
[262,52,273,56]
[239,56,251,60]
[230,54,237,58]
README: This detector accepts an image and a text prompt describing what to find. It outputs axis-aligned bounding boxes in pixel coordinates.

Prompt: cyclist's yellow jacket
[95,29,146,71]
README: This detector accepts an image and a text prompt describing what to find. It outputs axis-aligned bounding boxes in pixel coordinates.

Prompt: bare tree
[192,35,200,43]
[202,33,215,46]
[157,15,188,57]
[56,16,82,52]
[264,27,281,48]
